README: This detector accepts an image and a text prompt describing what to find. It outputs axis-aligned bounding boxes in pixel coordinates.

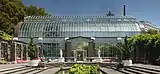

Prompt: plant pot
[122,60,132,66]
[28,59,41,67]
[116,63,124,70]
[58,57,65,63]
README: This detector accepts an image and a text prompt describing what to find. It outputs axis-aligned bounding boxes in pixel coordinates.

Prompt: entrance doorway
[65,36,95,60]
[73,49,87,62]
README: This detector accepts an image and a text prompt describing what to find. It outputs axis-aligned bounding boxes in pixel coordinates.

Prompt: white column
[60,49,63,57]
[74,50,76,62]
[14,42,17,63]
[13,37,18,63]
[26,45,28,60]
[37,46,39,58]
[98,49,101,58]
[0,42,1,61]
[21,44,23,60]
[7,45,10,62]
[38,37,43,57]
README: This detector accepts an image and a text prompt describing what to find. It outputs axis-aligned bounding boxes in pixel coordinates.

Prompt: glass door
[76,51,83,61]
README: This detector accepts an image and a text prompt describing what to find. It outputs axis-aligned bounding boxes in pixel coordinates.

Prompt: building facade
[14,15,158,59]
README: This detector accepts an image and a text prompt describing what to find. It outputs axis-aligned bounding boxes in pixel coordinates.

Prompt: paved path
[0,63,27,70]
[100,67,123,74]
[100,64,160,74]
[0,63,160,74]
[133,63,160,70]
[39,67,60,74]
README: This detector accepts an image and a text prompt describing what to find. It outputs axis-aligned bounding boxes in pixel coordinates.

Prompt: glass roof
[19,16,141,37]
[24,16,136,22]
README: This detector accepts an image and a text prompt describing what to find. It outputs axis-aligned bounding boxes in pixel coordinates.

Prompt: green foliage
[0,58,7,64]
[0,0,50,35]
[77,42,88,50]
[141,29,159,35]
[147,29,158,35]
[0,0,26,34]
[25,5,50,16]
[0,31,12,40]
[128,33,160,61]
[96,44,121,57]
[69,64,100,74]
[129,34,152,52]
[117,36,133,59]
[28,37,37,60]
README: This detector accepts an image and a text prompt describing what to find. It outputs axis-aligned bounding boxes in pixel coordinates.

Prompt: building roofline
[14,22,23,37]
[24,15,136,19]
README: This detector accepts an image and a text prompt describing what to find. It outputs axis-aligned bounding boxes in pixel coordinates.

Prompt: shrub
[69,64,100,74]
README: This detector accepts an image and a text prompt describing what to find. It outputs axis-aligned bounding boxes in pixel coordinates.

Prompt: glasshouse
[13,14,159,61]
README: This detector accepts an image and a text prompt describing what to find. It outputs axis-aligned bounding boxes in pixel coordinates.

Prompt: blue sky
[23,0,160,26]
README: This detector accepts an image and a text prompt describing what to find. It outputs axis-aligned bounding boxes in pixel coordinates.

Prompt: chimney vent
[123,5,126,16]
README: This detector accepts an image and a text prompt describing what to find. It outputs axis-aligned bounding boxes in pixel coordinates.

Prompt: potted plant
[0,58,7,64]
[27,37,40,67]
[117,36,133,67]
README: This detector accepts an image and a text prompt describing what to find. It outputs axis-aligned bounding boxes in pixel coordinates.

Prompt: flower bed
[69,64,100,74]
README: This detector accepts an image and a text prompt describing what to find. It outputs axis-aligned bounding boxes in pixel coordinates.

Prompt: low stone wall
[46,62,118,67]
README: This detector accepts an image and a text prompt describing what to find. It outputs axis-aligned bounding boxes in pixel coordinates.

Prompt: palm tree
[117,36,133,60]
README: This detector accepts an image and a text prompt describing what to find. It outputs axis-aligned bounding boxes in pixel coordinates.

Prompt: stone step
[12,68,38,74]
[129,67,159,74]
[25,65,54,74]
[100,67,123,74]
[105,65,157,74]
[26,69,44,74]
[38,67,60,74]
[132,66,160,73]
[0,66,55,74]
[110,67,134,74]
[1,64,160,74]
[1,67,31,74]
[133,64,160,70]
[0,66,25,72]
[124,68,148,74]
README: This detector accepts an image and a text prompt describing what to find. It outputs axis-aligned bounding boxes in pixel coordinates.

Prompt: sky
[22,0,160,27]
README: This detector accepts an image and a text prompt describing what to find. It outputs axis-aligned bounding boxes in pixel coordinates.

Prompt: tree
[117,36,133,60]
[0,0,50,35]
[129,33,160,63]
[25,5,50,16]
[28,37,37,60]
[0,0,26,34]
[147,29,158,35]
[141,28,159,35]
[0,31,12,40]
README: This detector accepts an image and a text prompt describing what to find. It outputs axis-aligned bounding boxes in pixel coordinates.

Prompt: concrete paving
[133,63,160,70]
[0,63,160,74]
[99,64,160,74]
[0,63,27,70]
[39,67,60,74]
[100,67,123,74]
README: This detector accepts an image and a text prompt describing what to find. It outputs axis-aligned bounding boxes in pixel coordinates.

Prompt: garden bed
[55,64,105,74]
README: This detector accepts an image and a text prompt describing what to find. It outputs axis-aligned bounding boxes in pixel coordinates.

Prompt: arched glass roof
[18,16,141,37]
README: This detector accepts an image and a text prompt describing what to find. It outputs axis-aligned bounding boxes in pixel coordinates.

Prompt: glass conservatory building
[14,16,153,59]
